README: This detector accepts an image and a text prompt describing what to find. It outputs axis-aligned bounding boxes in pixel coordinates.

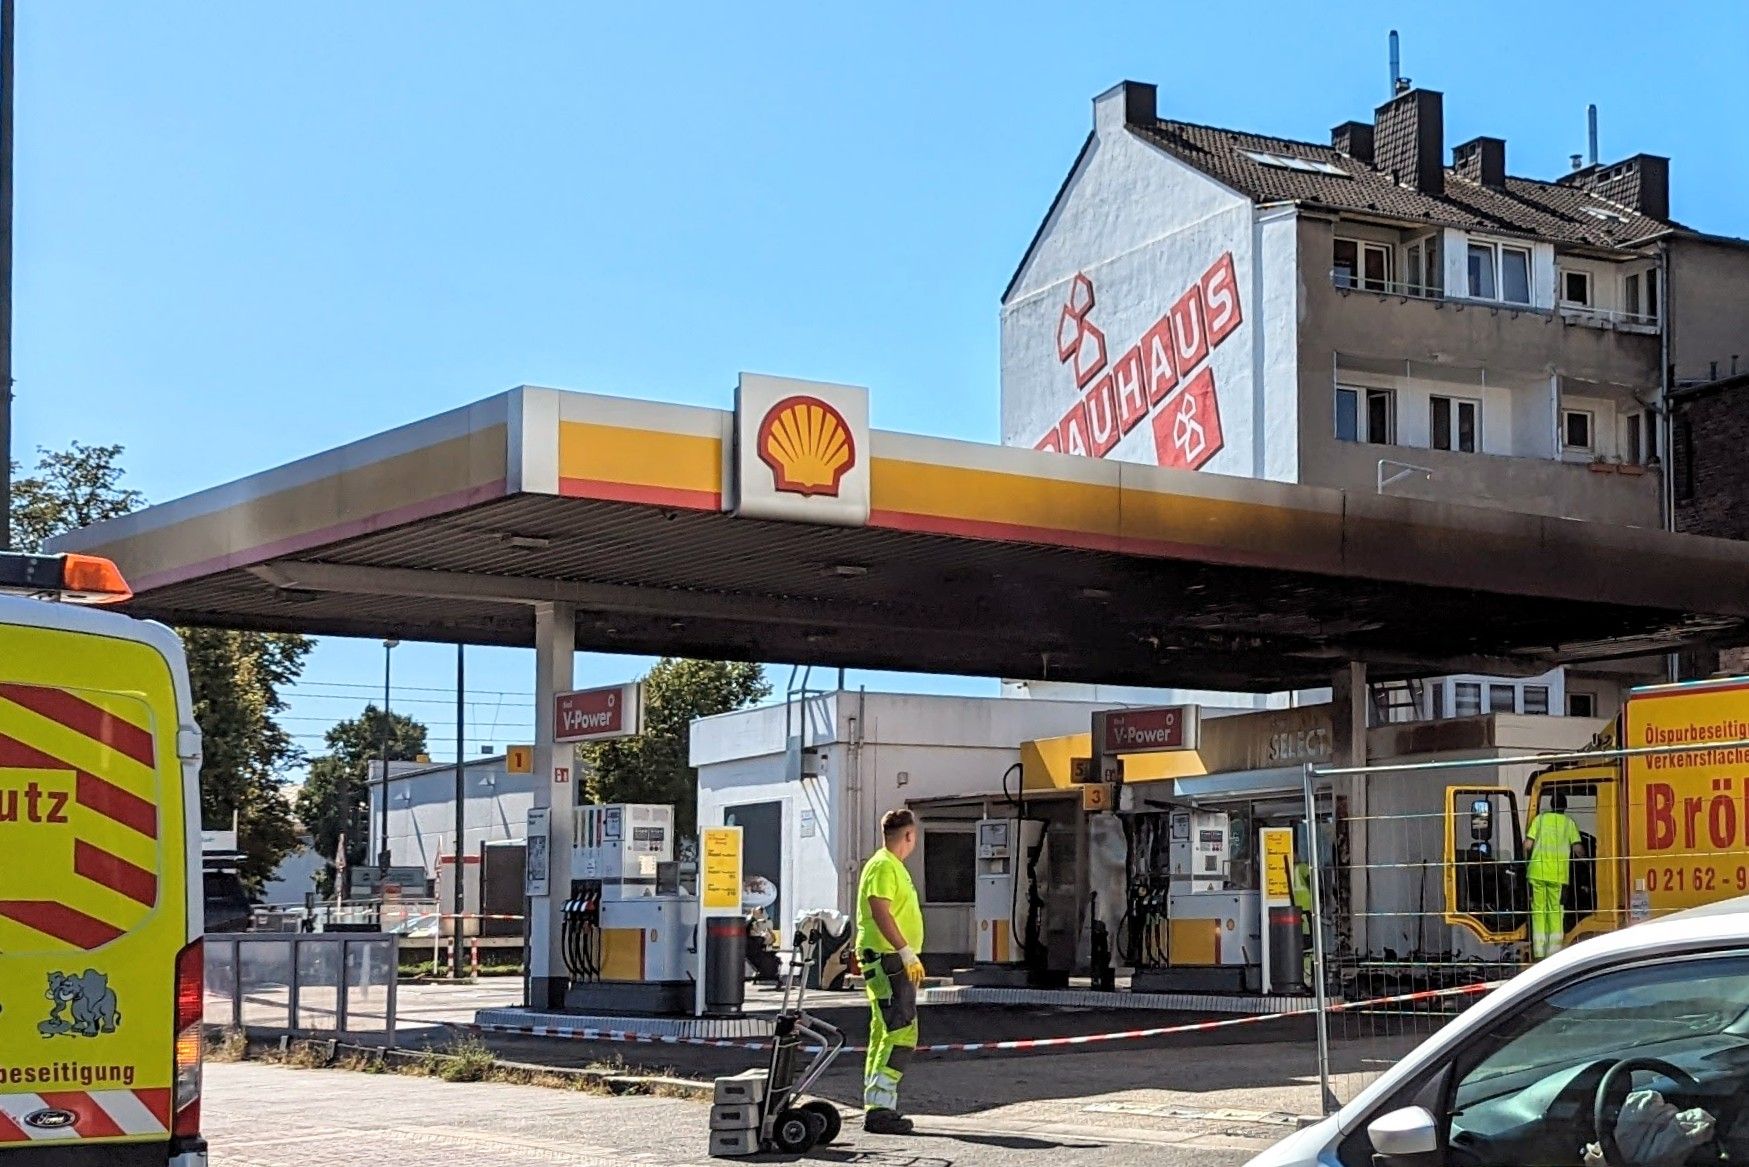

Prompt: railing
[1330,270,1665,332]
[204,932,397,1040]
[1556,303,1660,330]
[1330,271,1443,301]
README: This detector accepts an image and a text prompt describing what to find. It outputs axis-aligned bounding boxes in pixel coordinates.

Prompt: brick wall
[1673,376,1749,541]
[1673,376,1749,677]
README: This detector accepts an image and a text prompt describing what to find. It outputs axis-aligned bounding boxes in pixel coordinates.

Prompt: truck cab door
[1443,786,1527,943]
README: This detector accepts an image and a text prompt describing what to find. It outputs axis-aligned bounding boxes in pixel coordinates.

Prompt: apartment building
[1003,79,1749,527]
[1001,76,1749,715]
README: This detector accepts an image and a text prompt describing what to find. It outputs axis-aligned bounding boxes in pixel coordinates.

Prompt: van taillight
[173,939,203,1137]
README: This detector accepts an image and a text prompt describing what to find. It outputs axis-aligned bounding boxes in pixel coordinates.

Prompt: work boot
[863,1108,915,1135]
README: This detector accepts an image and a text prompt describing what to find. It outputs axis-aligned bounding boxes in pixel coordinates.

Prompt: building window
[1564,409,1595,452]
[1524,685,1550,716]
[922,829,975,904]
[1623,269,1660,323]
[1404,236,1440,296]
[1336,386,1395,444]
[1647,269,1660,320]
[1467,243,1496,300]
[1625,413,1644,465]
[1431,396,1480,453]
[1500,247,1531,304]
[1467,241,1533,305]
[1567,691,1597,718]
[1488,684,1517,714]
[1334,239,1393,292]
[1454,682,1482,717]
[1561,270,1592,307]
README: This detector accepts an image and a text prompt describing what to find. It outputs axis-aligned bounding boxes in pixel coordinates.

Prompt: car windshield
[1462,955,1749,1086]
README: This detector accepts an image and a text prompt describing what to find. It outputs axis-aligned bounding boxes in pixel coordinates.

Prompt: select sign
[553,683,645,743]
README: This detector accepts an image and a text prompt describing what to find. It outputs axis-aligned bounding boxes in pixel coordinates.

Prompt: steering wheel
[1591,1057,1702,1167]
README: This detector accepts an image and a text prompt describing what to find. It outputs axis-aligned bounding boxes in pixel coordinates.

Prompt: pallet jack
[709,933,848,1157]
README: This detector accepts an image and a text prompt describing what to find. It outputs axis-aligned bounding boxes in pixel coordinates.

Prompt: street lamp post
[377,638,400,870]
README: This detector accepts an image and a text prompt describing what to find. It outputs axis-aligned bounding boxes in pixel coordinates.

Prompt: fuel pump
[563,803,699,1015]
[961,763,1067,988]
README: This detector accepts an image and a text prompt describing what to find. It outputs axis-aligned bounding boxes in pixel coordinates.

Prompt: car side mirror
[1368,1105,1439,1163]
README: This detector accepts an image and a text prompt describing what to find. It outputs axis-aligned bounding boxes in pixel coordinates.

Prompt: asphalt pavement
[204,1061,1275,1167]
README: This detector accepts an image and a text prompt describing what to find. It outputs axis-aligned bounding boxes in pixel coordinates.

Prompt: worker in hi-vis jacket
[855,808,925,1135]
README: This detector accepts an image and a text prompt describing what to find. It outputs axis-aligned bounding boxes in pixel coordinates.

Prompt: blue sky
[13,1,1748,769]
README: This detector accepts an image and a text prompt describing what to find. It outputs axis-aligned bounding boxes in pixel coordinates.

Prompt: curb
[209,1027,713,1101]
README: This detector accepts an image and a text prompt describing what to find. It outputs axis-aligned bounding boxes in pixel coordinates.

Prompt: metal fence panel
[206,932,396,1041]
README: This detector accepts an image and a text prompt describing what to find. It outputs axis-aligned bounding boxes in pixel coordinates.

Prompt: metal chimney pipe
[1588,104,1599,166]
[1389,30,1400,95]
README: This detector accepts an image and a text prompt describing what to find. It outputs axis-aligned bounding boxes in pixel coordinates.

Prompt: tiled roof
[1130,119,1676,249]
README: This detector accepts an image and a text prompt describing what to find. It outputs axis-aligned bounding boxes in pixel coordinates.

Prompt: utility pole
[1,0,16,549]
[378,638,399,869]
[452,644,466,979]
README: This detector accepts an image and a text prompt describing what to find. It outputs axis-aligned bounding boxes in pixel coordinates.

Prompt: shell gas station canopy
[50,376,1749,691]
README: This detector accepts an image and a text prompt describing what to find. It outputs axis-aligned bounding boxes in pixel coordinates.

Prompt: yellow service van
[0,552,206,1166]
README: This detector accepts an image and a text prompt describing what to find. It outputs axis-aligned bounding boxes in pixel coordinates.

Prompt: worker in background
[1291,856,1315,987]
[1526,791,1584,960]
[856,808,925,1135]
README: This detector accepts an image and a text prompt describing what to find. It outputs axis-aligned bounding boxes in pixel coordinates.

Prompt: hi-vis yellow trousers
[861,951,918,1112]
[1530,880,1566,960]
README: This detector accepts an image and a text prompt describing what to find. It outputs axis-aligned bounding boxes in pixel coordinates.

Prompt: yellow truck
[1446,676,1749,953]
[0,552,206,1166]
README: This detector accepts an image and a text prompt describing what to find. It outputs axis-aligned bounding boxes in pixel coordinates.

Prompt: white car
[1247,901,1749,1167]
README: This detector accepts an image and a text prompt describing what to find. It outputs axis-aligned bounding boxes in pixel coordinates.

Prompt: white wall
[1001,84,1266,477]
[692,693,1121,935]
[371,757,535,876]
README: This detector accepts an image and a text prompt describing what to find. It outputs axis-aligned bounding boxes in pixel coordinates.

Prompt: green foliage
[9,443,145,553]
[580,658,770,834]
[295,704,428,889]
[8,441,311,891]
[184,628,312,890]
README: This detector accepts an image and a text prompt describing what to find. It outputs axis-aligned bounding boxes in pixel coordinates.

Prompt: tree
[9,441,312,891]
[581,658,770,835]
[10,443,144,552]
[295,705,428,890]
[183,629,312,890]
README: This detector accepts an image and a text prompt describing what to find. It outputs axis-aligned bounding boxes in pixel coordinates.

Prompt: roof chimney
[1588,104,1599,166]
[1374,88,1444,195]
[1118,80,1156,127]
[1332,120,1375,164]
[1092,80,1157,137]
[1453,136,1506,190]
[1588,154,1671,220]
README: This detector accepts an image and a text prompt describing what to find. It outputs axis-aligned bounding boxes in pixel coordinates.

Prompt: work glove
[1583,1090,1715,1167]
[899,946,926,987]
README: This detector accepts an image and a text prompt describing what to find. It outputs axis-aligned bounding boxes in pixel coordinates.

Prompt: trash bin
[705,917,747,1014]
[1267,905,1304,992]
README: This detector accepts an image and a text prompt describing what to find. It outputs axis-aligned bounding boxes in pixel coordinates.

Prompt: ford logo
[23,1108,76,1130]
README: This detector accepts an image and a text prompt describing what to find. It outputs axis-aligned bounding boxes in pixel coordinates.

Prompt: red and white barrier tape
[462,980,1500,1055]
[432,913,526,921]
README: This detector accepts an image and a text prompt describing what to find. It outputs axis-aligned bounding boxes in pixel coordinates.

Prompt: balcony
[1329,270,1661,336]
[1303,436,1662,527]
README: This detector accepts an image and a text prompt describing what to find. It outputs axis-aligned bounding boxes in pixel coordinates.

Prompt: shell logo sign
[756,396,857,498]
[733,373,870,526]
